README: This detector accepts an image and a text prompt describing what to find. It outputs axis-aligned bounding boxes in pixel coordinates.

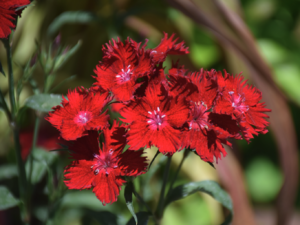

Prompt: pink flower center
[189,102,209,131]
[91,149,118,175]
[74,111,92,125]
[147,107,166,130]
[228,91,249,113]
[116,65,132,82]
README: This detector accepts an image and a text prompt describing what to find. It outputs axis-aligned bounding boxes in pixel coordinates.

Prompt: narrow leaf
[125,181,137,225]
[0,186,20,210]
[47,11,99,37]
[126,212,150,225]
[165,180,233,225]
[25,94,63,112]
[53,40,82,71]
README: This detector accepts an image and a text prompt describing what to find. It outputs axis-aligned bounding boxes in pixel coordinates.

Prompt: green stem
[2,38,16,118]
[2,37,29,223]
[0,89,11,121]
[167,149,189,196]
[28,116,41,184]
[155,156,172,219]
[134,190,159,225]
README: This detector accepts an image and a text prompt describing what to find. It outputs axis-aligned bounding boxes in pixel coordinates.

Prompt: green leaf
[0,186,20,210]
[53,41,82,71]
[0,164,18,180]
[125,181,137,225]
[25,94,63,112]
[47,11,99,38]
[26,148,58,184]
[165,180,233,225]
[0,60,5,76]
[126,212,150,225]
[85,209,118,225]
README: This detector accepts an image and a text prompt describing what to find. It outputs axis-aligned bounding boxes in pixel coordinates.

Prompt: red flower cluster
[0,0,30,39]
[47,33,270,204]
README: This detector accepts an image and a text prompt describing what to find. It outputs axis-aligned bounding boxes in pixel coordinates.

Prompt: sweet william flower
[213,72,271,141]
[0,0,30,38]
[121,82,189,154]
[64,123,148,205]
[93,38,153,101]
[169,69,241,162]
[46,88,111,140]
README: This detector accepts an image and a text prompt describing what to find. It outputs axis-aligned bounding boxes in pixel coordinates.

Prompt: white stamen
[228,91,234,95]
[121,69,124,73]
[157,107,160,112]
[158,123,161,126]
[147,120,152,123]
[148,111,152,114]
[116,75,121,78]
[94,169,99,175]
[91,166,93,169]
[161,115,166,118]
[154,110,157,115]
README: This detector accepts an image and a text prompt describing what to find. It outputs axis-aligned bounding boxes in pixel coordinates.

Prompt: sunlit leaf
[0,186,20,210]
[165,180,233,225]
[25,94,63,112]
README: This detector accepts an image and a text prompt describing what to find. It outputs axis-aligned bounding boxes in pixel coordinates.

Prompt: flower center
[74,111,92,125]
[116,65,132,82]
[228,91,249,113]
[91,149,118,175]
[147,107,166,130]
[189,102,209,131]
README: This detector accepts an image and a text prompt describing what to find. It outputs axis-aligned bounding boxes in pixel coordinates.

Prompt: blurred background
[0,0,299,224]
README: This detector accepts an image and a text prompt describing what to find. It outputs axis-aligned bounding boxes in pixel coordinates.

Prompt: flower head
[46,88,111,140]
[93,38,153,101]
[121,82,189,154]
[213,73,271,141]
[0,0,30,38]
[64,123,148,205]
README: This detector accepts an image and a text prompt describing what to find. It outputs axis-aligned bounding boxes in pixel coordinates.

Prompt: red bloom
[46,88,111,140]
[213,72,271,141]
[150,33,189,63]
[169,69,241,162]
[93,38,153,101]
[64,123,148,205]
[121,83,189,154]
[0,0,30,38]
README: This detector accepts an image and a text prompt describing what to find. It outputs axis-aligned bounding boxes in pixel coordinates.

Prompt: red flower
[121,83,189,154]
[46,88,111,140]
[64,123,148,205]
[169,69,241,162]
[0,0,30,38]
[213,72,271,141]
[93,38,153,101]
[150,33,189,63]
